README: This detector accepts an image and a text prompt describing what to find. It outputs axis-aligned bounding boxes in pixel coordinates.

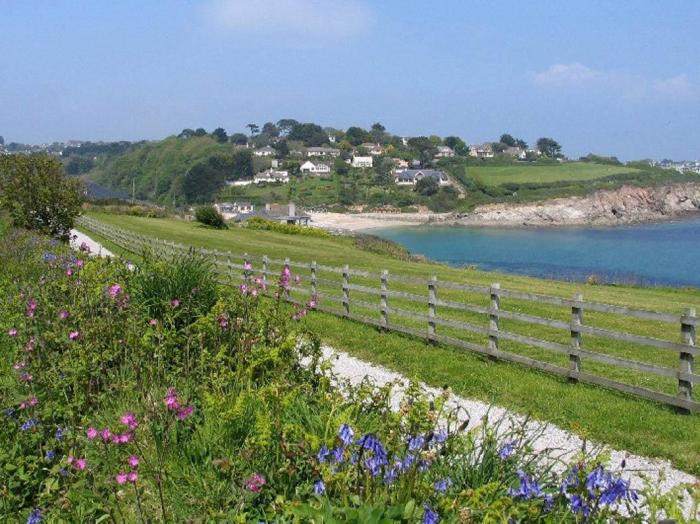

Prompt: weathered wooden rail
[76,216,699,413]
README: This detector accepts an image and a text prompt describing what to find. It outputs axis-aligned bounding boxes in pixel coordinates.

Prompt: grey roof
[395,169,447,182]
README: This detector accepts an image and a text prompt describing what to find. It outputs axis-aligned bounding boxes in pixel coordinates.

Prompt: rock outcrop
[453,183,700,227]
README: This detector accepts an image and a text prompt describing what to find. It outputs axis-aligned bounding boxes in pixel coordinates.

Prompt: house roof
[395,169,447,181]
[306,147,340,153]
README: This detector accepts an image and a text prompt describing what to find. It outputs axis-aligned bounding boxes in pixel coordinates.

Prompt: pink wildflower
[128,455,139,468]
[176,405,194,420]
[25,337,36,352]
[79,242,91,254]
[26,300,37,318]
[68,331,80,340]
[164,388,179,410]
[73,458,87,470]
[170,299,180,308]
[239,283,247,295]
[115,472,128,484]
[243,261,253,271]
[250,288,258,297]
[108,284,122,298]
[67,456,74,465]
[19,401,27,410]
[120,412,138,430]
[20,372,32,382]
[127,471,138,483]
[217,314,229,329]
[65,269,73,277]
[13,361,26,370]
[245,473,266,492]
[8,328,17,337]
[29,396,38,407]
[149,319,158,326]
[76,259,84,268]
[86,427,98,440]
[100,428,112,442]
[58,310,69,320]
[118,433,132,444]
[295,275,301,284]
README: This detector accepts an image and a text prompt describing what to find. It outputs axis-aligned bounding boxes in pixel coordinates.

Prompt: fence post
[342,265,350,317]
[227,251,233,280]
[262,255,268,286]
[310,261,318,308]
[569,293,583,381]
[243,253,250,281]
[489,283,500,355]
[428,276,437,343]
[679,308,696,404]
[380,270,389,330]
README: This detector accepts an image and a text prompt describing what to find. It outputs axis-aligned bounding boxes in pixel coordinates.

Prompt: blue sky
[1,0,698,159]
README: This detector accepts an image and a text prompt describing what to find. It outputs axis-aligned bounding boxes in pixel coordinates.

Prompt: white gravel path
[72,227,698,509]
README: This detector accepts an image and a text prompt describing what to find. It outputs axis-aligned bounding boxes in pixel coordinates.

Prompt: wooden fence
[76,216,699,413]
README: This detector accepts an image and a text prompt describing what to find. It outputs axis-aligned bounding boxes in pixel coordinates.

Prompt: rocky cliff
[453,183,700,227]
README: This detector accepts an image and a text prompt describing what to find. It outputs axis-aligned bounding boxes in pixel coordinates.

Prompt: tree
[288,122,327,146]
[500,134,516,147]
[276,119,299,136]
[273,139,289,158]
[0,136,4,145]
[334,157,349,176]
[370,122,386,143]
[261,122,280,137]
[230,149,254,180]
[246,123,259,136]
[0,154,84,240]
[515,138,528,149]
[536,137,562,157]
[229,133,248,145]
[212,127,228,143]
[345,126,369,146]
[407,136,436,165]
[444,136,468,156]
[178,128,195,139]
[194,128,208,137]
[415,176,439,196]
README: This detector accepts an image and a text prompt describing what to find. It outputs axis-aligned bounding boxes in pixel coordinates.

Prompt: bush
[353,234,410,260]
[195,205,227,228]
[245,217,331,238]
[0,154,84,240]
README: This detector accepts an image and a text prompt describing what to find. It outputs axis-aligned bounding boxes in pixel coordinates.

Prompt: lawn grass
[79,212,700,475]
[469,162,640,186]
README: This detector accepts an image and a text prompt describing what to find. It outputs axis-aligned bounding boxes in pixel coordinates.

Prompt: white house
[351,156,373,168]
[359,143,385,156]
[435,145,455,158]
[394,169,450,187]
[213,202,255,219]
[306,147,340,158]
[226,179,253,187]
[253,146,276,157]
[254,169,289,184]
[300,161,331,175]
[393,158,410,169]
[469,143,494,159]
[503,146,527,159]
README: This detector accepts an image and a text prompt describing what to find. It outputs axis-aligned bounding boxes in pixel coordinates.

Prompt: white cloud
[203,0,373,38]
[653,74,693,98]
[533,63,694,100]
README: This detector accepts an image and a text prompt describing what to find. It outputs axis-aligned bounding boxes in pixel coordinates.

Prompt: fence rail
[76,216,699,413]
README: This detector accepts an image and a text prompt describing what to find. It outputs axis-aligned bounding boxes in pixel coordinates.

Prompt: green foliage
[0,154,84,240]
[416,176,439,196]
[288,122,328,146]
[536,137,562,158]
[352,233,410,260]
[579,153,623,165]
[245,217,331,238]
[195,205,227,229]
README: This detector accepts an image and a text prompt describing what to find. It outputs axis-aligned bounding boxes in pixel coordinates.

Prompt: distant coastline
[310,182,700,232]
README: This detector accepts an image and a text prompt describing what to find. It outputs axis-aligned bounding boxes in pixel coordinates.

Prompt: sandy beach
[308,211,446,232]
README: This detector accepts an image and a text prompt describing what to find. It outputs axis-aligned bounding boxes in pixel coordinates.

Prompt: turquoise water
[372,218,700,288]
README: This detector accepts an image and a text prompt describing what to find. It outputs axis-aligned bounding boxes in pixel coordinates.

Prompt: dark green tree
[370,122,386,143]
[415,176,439,196]
[536,137,562,157]
[276,119,299,136]
[212,127,228,143]
[262,122,280,137]
[288,123,327,146]
[178,128,195,139]
[194,128,208,137]
[444,136,468,155]
[273,139,289,158]
[246,123,260,136]
[0,154,84,240]
[229,133,248,145]
[345,126,369,146]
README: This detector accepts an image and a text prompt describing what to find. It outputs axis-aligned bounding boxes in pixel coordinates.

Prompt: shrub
[0,154,84,240]
[195,205,227,228]
[353,234,410,260]
[245,217,331,238]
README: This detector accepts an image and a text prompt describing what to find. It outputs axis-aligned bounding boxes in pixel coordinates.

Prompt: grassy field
[468,162,641,186]
[80,212,700,475]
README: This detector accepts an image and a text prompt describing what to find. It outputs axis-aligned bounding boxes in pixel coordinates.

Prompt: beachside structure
[254,169,289,184]
[300,161,331,176]
[253,146,276,157]
[394,169,451,187]
[351,156,373,168]
[213,202,255,220]
[469,143,494,159]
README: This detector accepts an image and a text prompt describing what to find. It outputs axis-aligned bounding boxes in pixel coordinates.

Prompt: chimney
[288,201,296,216]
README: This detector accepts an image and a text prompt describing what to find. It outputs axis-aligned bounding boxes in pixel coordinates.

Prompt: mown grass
[80,212,700,475]
[469,162,640,186]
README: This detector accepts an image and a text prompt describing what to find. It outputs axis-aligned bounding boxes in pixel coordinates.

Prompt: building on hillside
[226,179,253,187]
[434,145,455,158]
[526,147,542,157]
[254,169,289,184]
[253,146,276,157]
[393,158,410,169]
[469,143,494,159]
[394,169,450,187]
[213,202,255,220]
[328,134,337,143]
[503,146,526,159]
[254,202,310,226]
[351,155,373,168]
[359,143,385,156]
[300,160,331,176]
[306,146,341,158]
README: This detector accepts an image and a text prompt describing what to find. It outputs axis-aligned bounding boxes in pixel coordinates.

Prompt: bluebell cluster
[45,450,56,461]
[422,504,439,524]
[498,440,517,460]
[20,418,39,432]
[563,466,638,518]
[55,427,67,441]
[26,508,42,524]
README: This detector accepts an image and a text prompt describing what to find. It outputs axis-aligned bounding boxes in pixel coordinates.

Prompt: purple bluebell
[332,447,344,463]
[434,478,452,494]
[384,466,398,485]
[45,450,56,461]
[21,418,39,432]
[401,453,416,471]
[433,429,448,444]
[569,494,590,518]
[357,434,387,464]
[313,480,325,495]
[422,504,439,524]
[338,424,354,447]
[4,408,16,418]
[55,427,66,441]
[498,440,517,460]
[408,435,425,452]
[508,470,543,500]
[26,508,42,524]
[317,446,330,463]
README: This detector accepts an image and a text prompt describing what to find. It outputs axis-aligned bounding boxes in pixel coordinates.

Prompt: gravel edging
[71,227,698,510]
